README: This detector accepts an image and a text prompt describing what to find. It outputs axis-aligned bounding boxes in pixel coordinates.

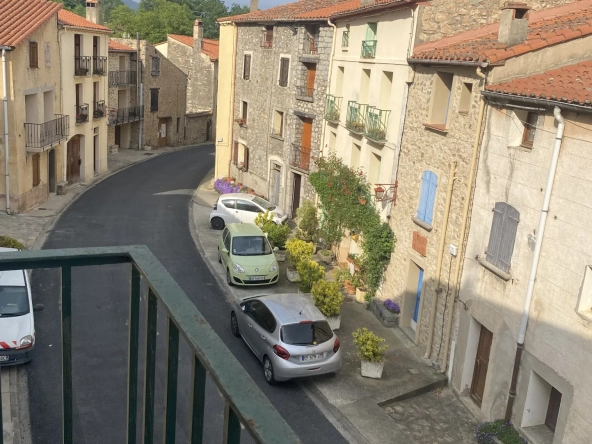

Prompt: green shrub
[285,238,314,269]
[0,236,25,250]
[254,210,275,229]
[312,280,343,317]
[475,420,527,444]
[352,328,388,363]
[296,260,325,292]
[296,200,318,242]
[266,223,290,250]
[334,268,352,286]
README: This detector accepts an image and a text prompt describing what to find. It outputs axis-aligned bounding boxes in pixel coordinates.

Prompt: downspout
[320,16,337,159]
[137,34,143,150]
[504,106,565,421]
[439,65,487,373]
[227,23,238,177]
[2,46,14,214]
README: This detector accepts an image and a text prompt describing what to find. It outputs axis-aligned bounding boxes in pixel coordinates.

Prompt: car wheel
[226,268,234,286]
[211,217,225,230]
[263,356,277,385]
[218,248,222,263]
[231,312,240,337]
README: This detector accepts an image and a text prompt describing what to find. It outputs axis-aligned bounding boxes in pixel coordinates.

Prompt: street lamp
[373,181,398,204]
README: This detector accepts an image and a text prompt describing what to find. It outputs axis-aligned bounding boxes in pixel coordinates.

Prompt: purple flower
[214,178,240,194]
[383,299,400,314]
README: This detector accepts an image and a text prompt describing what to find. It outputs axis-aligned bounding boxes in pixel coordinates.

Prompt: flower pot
[361,360,384,379]
[318,250,333,265]
[358,197,367,205]
[344,280,356,295]
[274,249,287,262]
[286,266,301,283]
[355,287,367,304]
[326,315,341,331]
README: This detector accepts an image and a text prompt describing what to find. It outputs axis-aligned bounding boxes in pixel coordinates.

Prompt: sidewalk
[190,181,479,444]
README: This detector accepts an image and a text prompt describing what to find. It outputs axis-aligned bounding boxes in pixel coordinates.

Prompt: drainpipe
[504,106,565,421]
[2,46,14,214]
[320,17,337,159]
[424,161,456,359]
[439,66,487,373]
[137,34,143,150]
[227,22,238,178]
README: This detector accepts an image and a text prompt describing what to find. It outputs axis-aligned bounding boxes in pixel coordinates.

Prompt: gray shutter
[243,54,251,80]
[486,202,519,273]
[279,58,289,87]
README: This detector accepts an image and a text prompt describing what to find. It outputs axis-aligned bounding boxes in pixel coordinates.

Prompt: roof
[412,0,592,65]
[258,294,325,324]
[108,39,135,52]
[168,34,219,60]
[484,60,592,108]
[226,223,265,235]
[0,0,62,47]
[220,0,359,23]
[58,9,111,32]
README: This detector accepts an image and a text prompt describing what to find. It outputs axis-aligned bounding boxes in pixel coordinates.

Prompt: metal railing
[295,85,314,100]
[107,105,144,126]
[92,56,107,75]
[76,104,89,124]
[290,143,312,171]
[24,115,69,149]
[93,101,105,119]
[304,35,318,55]
[342,30,349,48]
[361,40,377,59]
[109,70,137,86]
[261,30,273,48]
[74,56,91,76]
[325,94,342,122]
[365,106,390,142]
[0,247,300,444]
[346,101,367,133]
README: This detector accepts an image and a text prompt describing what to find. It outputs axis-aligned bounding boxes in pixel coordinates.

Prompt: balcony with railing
[361,40,377,59]
[303,35,318,55]
[107,105,144,126]
[365,106,390,143]
[295,85,314,102]
[346,101,367,134]
[325,94,342,123]
[92,56,107,76]
[0,246,300,444]
[93,101,105,119]
[74,56,91,76]
[108,70,137,87]
[24,115,69,152]
[76,104,89,124]
[290,143,312,172]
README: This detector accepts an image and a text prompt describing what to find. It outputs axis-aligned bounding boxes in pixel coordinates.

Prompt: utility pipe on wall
[2,46,13,214]
[504,106,565,421]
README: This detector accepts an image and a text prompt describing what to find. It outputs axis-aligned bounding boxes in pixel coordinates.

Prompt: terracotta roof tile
[58,9,111,32]
[108,39,135,52]
[168,34,219,60]
[412,0,592,65]
[169,34,194,47]
[485,60,592,106]
[0,0,62,47]
[220,0,357,23]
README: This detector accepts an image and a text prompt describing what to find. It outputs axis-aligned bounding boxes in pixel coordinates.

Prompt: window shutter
[424,171,438,225]
[30,42,38,68]
[233,142,239,164]
[486,202,519,273]
[32,154,40,187]
[243,54,251,80]
[243,147,249,172]
[279,58,289,87]
[416,171,431,223]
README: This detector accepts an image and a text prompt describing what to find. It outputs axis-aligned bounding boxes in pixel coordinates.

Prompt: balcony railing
[24,115,69,150]
[74,56,91,76]
[261,30,273,48]
[361,40,377,59]
[346,101,367,133]
[108,70,137,87]
[93,100,105,119]
[325,94,342,123]
[295,85,314,100]
[365,106,390,143]
[0,246,300,444]
[304,35,318,55]
[290,143,312,171]
[76,104,89,124]
[107,105,144,126]
[342,30,349,48]
[92,56,107,76]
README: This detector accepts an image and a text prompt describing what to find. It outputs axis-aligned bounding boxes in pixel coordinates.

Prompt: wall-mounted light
[374,181,398,204]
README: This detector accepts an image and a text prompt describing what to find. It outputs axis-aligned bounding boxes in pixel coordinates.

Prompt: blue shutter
[417,171,438,225]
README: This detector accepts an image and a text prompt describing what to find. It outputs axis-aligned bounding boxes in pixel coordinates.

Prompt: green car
[218,224,279,286]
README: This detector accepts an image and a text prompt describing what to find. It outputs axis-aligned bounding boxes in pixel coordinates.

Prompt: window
[262,25,273,48]
[272,110,284,137]
[241,101,248,124]
[359,69,370,104]
[236,200,261,213]
[369,153,381,184]
[245,300,276,333]
[150,88,159,112]
[378,71,393,109]
[151,56,160,76]
[366,23,377,41]
[342,25,350,48]
[221,199,236,210]
[223,229,231,250]
[522,112,538,147]
[239,146,249,171]
[232,141,239,164]
[243,54,251,80]
[428,72,454,129]
[459,82,473,114]
[351,142,361,169]
[279,57,290,87]
[44,42,50,67]
[281,321,333,345]
[176,117,180,133]
[29,42,38,68]
[485,202,519,274]
[576,266,592,320]
[416,170,438,227]
[329,131,336,153]
[335,66,344,97]
[522,371,563,436]
[32,153,40,187]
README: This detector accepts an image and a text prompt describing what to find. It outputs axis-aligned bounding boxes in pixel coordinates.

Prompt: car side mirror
[241,305,246,312]
[221,247,228,254]
[273,246,279,252]
[33,303,44,312]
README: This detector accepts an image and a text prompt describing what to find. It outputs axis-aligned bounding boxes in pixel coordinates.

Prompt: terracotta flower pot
[344,280,356,295]
[358,197,367,205]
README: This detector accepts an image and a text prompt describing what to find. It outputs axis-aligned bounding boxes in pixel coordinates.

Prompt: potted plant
[358,195,367,205]
[352,274,367,304]
[285,238,314,284]
[312,280,344,330]
[343,278,356,295]
[352,327,388,379]
[317,249,333,265]
[255,211,290,262]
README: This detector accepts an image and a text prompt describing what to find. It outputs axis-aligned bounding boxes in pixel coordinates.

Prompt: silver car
[209,193,288,230]
[230,294,342,384]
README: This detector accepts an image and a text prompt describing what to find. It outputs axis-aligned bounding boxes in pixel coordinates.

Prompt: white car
[210,193,288,230]
[0,247,44,366]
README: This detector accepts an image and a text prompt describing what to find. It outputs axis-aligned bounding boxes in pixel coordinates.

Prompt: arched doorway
[206,119,212,142]
[48,149,56,193]
[67,135,81,184]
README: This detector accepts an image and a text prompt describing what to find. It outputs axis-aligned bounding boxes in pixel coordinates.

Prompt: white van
[0,247,43,366]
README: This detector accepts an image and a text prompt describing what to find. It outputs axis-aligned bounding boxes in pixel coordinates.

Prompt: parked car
[218,223,280,286]
[0,247,44,366]
[210,193,288,230]
[230,293,342,384]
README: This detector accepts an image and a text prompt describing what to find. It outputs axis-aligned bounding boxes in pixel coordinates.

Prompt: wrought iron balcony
[92,56,107,76]
[325,94,342,123]
[108,70,137,87]
[74,56,91,76]
[290,143,312,172]
[346,101,367,134]
[261,30,273,48]
[361,40,377,59]
[76,104,89,124]
[24,115,69,151]
[365,106,390,143]
[295,85,314,101]
[93,100,105,119]
[304,35,318,55]
[107,105,144,125]
[342,30,349,48]
[0,246,300,444]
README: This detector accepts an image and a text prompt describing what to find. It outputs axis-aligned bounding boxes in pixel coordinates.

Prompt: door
[74,34,81,71]
[236,199,261,224]
[292,173,301,218]
[271,165,281,206]
[66,136,81,184]
[48,149,56,193]
[243,300,274,359]
[545,387,562,432]
[306,64,316,96]
[301,118,313,170]
[411,268,423,331]
[115,125,121,146]
[220,198,239,224]
[158,118,167,147]
[470,325,493,407]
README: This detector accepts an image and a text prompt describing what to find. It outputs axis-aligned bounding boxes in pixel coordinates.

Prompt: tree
[107,5,138,37]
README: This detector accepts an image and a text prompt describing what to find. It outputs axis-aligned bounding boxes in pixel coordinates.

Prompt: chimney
[498,2,530,46]
[194,18,203,50]
[250,0,258,13]
[85,0,99,24]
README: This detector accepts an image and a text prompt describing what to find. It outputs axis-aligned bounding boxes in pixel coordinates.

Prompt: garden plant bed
[370,298,400,328]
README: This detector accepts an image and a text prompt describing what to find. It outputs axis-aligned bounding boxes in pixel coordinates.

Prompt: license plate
[249,276,265,281]
[0,356,8,362]
[301,353,324,362]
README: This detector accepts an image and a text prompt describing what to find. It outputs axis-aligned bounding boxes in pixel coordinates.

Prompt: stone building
[0,0,66,213]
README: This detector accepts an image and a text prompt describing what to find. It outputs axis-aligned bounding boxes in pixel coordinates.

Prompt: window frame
[482,202,520,277]
[426,72,454,131]
[458,82,473,114]
[272,110,284,137]
[521,112,538,148]
[32,153,41,187]
[236,200,261,213]
[414,170,438,229]
[150,88,159,112]
[278,56,290,88]
[151,56,160,76]
[243,53,252,80]
[241,101,248,124]
[29,41,39,68]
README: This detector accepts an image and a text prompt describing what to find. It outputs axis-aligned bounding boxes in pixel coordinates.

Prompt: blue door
[413,268,424,324]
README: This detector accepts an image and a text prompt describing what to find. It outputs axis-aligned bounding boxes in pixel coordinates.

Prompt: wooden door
[301,118,313,170]
[74,34,81,57]
[67,136,81,184]
[292,174,301,218]
[158,118,167,147]
[306,64,316,96]
[545,387,562,432]
[470,325,494,407]
[48,149,56,193]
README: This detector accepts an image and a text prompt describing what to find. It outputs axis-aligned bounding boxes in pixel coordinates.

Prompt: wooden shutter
[29,42,38,68]
[243,54,251,80]
[279,58,289,87]
[243,147,249,172]
[486,202,519,273]
[417,171,437,224]
[233,142,239,164]
[32,154,40,187]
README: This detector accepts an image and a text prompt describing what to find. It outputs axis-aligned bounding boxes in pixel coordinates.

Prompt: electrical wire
[436,254,454,362]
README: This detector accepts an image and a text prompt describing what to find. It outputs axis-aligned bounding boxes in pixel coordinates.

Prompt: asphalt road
[27,146,347,444]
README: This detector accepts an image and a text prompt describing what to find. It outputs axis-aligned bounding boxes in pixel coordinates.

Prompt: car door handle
[260,335,266,340]
[248,323,253,328]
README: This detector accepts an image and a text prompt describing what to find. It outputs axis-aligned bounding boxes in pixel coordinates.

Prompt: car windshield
[232,236,272,256]
[252,196,276,212]
[281,321,333,346]
[0,286,29,317]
